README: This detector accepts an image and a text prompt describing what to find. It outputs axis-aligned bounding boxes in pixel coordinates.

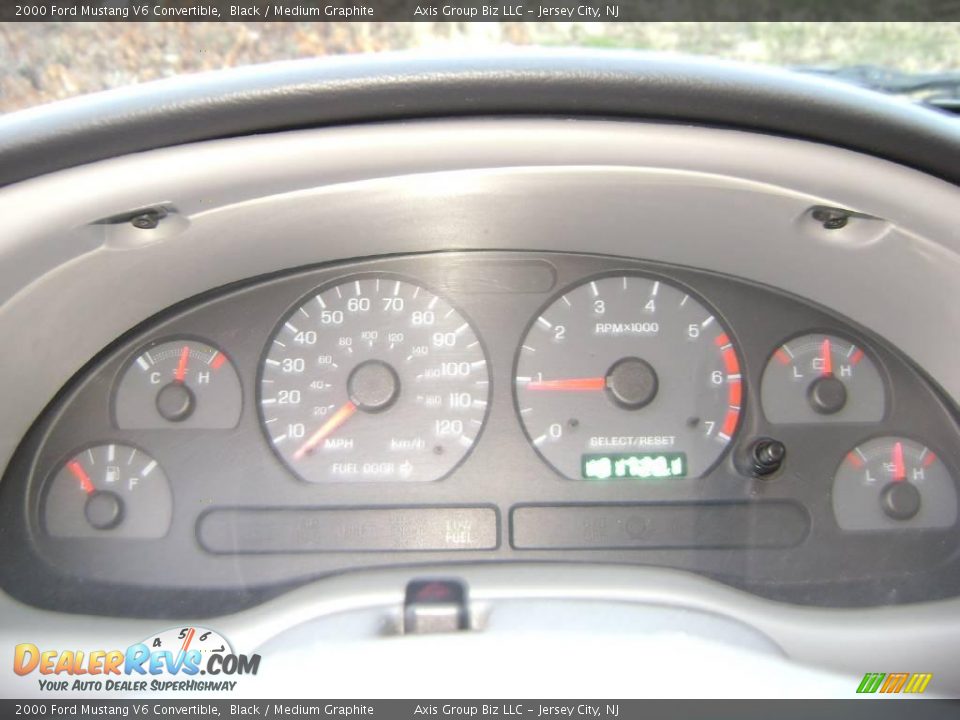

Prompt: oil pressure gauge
[833,437,958,531]
[761,333,885,423]
[114,339,242,429]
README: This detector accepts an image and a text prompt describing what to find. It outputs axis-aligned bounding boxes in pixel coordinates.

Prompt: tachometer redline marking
[293,401,358,460]
[67,461,94,494]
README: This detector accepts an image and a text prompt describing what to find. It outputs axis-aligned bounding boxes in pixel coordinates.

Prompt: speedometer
[514,274,742,480]
[259,276,490,483]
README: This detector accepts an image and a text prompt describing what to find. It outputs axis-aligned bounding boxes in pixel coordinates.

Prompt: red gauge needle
[67,461,95,494]
[293,401,358,460]
[892,441,907,482]
[174,345,190,383]
[820,337,833,377]
[180,627,196,654]
[526,377,607,392]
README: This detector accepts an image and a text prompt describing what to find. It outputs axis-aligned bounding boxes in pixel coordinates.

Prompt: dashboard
[2,54,960,695]
[3,249,960,616]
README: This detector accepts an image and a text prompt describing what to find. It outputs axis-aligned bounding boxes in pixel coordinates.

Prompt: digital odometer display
[582,452,687,480]
[259,276,490,483]
[515,274,742,479]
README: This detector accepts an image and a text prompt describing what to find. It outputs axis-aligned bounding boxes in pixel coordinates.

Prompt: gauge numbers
[515,275,742,480]
[260,276,490,483]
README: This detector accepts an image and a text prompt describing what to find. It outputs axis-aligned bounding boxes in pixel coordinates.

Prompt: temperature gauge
[761,333,885,423]
[44,444,173,538]
[832,437,958,531]
[114,339,241,429]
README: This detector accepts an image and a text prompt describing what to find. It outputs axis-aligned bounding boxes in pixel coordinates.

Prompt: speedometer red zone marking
[714,333,742,439]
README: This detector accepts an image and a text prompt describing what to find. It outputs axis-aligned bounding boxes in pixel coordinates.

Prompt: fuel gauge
[761,333,885,424]
[832,437,958,531]
[44,444,173,538]
[115,339,242,429]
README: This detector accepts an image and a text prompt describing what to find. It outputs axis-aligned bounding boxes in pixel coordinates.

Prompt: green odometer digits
[260,277,490,482]
[515,275,742,480]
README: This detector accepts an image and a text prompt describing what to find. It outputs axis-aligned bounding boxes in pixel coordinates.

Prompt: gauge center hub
[84,491,124,530]
[155,382,196,422]
[347,359,401,413]
[605,357,659,410]
[808,375,847,415]
[881,481,922,521]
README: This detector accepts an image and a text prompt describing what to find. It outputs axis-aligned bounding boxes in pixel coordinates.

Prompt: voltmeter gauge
[832,437,958,531]
[761,333,885,424]
[114,339,242,429]
[514,275,742,480]
[43,444,173,538]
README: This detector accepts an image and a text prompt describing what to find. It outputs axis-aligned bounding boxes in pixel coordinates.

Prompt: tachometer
[259,276,490,483]
[514,275,742,480]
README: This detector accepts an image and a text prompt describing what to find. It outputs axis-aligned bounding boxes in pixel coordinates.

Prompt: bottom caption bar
[3,701,960,719]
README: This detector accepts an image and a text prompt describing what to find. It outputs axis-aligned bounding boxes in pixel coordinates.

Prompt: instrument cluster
[3,252,959,617]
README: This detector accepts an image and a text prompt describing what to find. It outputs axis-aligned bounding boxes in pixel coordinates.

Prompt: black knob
[880,481,921,521]
[750,438,786,477]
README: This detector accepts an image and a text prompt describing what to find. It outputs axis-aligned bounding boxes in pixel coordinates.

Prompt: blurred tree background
[0,22,957,111]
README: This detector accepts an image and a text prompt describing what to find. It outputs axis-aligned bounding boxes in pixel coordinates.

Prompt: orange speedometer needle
[526,377,607,392]
[892,441,906,482]
[67,461,95,494]
[820,337,833,377]
[174,345,190,383]
[293,401,358,460]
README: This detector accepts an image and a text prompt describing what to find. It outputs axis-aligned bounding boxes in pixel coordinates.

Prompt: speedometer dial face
[260,276,490,483]
[515,275,742,480]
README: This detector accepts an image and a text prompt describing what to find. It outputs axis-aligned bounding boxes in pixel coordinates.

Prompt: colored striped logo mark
[857,672,933,694]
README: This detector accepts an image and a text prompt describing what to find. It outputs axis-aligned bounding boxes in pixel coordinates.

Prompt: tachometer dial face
[833,437,957,531]
[515,275,742,480]
[44,444,172,538]
[114,339,241,429]
[761,333,884,423]
[260,276,490,483]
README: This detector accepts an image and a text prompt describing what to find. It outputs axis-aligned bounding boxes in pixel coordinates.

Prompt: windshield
[1,21,958,112]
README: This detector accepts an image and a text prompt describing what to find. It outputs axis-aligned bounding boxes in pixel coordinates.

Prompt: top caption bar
[2,0,958,22]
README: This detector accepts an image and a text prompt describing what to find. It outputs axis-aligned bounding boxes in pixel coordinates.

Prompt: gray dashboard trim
[1,119,959,477]
[1,564,959,696]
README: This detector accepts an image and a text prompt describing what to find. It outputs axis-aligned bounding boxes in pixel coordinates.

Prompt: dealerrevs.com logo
[13,626,261,693]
